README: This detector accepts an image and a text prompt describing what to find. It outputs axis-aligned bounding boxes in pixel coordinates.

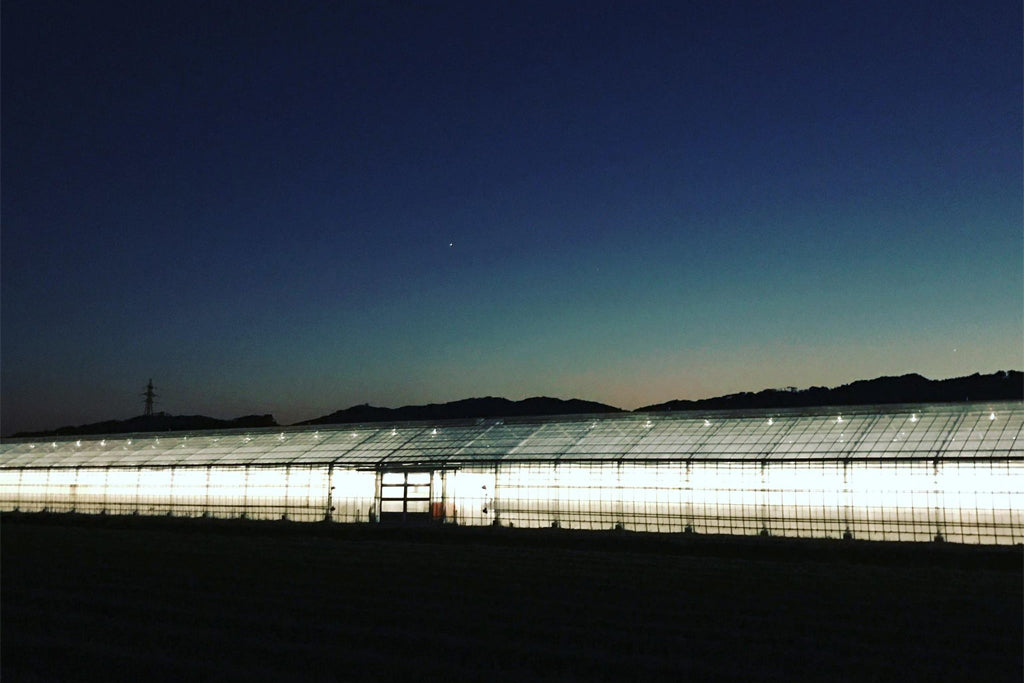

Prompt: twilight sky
[2,0,1021,434]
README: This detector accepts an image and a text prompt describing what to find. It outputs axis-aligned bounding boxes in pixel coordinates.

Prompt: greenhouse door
[379,471,432,524]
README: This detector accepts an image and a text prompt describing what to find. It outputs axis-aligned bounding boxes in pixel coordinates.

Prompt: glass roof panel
[3,402,1021,468]
[456,423,539,458]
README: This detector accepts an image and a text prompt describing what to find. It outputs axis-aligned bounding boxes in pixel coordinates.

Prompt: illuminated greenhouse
[1,401,1021,544]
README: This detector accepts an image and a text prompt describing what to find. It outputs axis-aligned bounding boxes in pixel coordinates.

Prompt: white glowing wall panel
[0,465,366,523]
[466,460,1023,544]
[331,469,377,522]
[0,459,1019,543]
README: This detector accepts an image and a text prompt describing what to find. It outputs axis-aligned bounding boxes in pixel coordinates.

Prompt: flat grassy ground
[2,514,1021,682]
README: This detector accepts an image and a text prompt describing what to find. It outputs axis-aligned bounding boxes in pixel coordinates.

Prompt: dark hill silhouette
[637,371,1023,412]
[8,371,1020,438]
[12,413,277,438]
[297,396,623,425]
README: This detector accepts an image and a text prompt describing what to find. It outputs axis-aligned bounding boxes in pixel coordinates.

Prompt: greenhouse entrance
[379,471,432,524]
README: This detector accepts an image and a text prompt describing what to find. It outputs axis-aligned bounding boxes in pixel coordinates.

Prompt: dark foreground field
[3,514,1021,682]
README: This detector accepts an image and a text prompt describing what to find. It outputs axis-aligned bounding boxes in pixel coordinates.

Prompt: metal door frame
[377,470,433,523]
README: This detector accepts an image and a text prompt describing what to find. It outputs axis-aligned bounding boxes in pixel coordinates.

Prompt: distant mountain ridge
[8,371,1020,438]
[637,371,1022,413]
[11,413,278,439]
[296,396,623,426]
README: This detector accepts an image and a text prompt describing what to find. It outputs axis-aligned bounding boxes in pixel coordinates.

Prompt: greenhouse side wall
[0,466,376,524]
[1,458,1021,544]
[448,460,1024,544]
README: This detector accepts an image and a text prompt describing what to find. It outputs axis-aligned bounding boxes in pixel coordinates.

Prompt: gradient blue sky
[3,0,1021,433]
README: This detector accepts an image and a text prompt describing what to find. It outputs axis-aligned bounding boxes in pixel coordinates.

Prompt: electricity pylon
[143,379,157,416]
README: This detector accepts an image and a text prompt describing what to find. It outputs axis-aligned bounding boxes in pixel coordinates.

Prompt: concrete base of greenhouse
[2,510,1020,568]
[3,504,1020,545]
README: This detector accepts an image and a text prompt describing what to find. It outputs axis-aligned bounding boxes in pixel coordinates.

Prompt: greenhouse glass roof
[2,401,1021,469]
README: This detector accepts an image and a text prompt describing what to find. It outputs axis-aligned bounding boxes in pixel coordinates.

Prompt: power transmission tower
[143,379,157,416]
